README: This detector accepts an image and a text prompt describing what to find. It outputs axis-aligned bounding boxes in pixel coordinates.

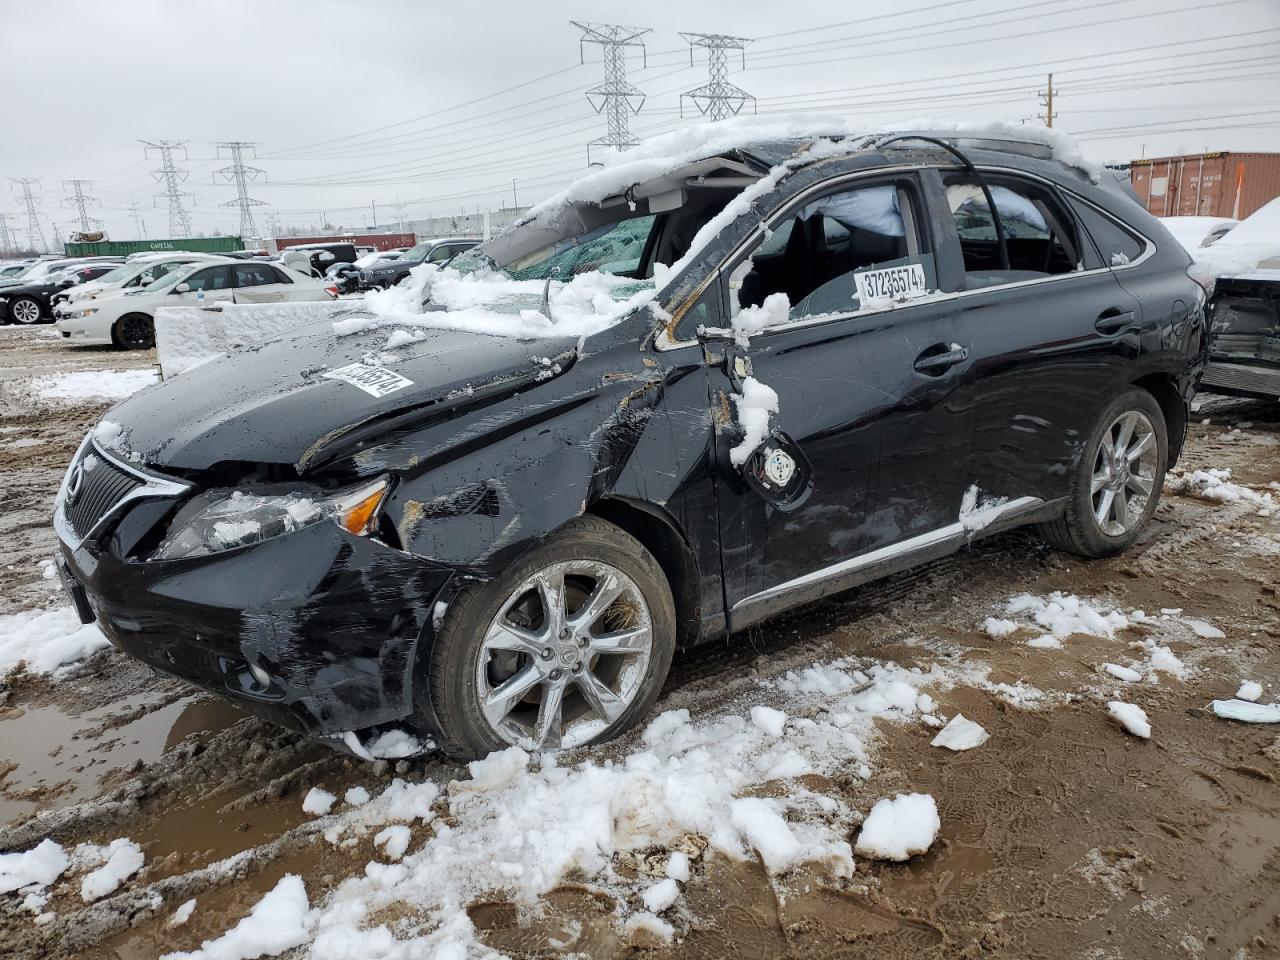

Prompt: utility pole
[0,212,12,255]
[126,197,147,239]
[572,21,651,164]
[392,203,407,234]
[141,140,195,238]
[1038,73,1056,128]
[9,178,48,252]
[213,141,266,239]
[266,210,280,239]
[61,179,101,235]
[680,33,755,121]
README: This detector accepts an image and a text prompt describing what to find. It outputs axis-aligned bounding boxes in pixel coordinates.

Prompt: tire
[9,297,42,325]
[112,314,155,350]
[428,516,676,760]
[1039,387,1168,558]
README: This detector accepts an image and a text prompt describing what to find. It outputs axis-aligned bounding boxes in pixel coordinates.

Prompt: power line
[573,21,652,162]
[9,178,47,253]
[61,179,101,234]
[213,141,267,238]
[126,197,146,240]
[141,140,194,238]
[680,33,755,121]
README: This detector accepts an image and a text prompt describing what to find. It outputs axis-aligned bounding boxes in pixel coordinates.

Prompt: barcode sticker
[323,362,414,398]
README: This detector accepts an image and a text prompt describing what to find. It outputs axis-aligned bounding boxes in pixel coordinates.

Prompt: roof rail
[871,130,1055,162]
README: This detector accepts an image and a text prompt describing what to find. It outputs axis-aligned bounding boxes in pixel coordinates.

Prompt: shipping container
[62,236,243,257]
[275,233,414,252]
[1130,152,1280,220]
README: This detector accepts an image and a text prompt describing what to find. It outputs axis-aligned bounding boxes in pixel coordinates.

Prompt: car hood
[0,281,55,297]
[104,320,579,473]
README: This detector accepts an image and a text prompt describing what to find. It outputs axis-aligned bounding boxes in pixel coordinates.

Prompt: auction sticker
[323,362,414,398]
[855,262,928,305]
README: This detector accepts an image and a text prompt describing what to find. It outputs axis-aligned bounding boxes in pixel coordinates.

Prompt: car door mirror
[174,282,191,293]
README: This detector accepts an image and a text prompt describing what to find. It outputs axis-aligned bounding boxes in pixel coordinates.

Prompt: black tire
[1039,387,1168,558]
[9,296,43,325]
[428,516,676,760]
[112,313,155,350]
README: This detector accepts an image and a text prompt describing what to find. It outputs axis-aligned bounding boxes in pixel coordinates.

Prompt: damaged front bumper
[56,468,456,741]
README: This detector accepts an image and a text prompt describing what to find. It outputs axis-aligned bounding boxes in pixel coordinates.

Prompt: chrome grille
[65,450,144,539]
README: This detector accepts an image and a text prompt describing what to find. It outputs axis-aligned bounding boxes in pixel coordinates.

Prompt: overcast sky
[2,0,1278,244]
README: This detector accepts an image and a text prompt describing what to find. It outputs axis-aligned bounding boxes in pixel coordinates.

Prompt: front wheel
[428,516,676,760]
[1039,387,1168,557]
[112,314,155,350]
[10,297,42,325]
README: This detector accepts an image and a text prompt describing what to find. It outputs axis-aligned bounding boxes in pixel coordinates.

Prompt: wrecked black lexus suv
[54,124,1206,760]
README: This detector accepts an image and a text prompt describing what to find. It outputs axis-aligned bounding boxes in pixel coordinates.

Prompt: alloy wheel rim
[13,300,39,324]
[1091,410,1158,537]
[476,559,653,751]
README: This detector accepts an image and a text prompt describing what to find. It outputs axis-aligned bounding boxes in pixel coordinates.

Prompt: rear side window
[233,263,277,287]
[736,180,935,322]
[1069,200,1147,268]
[944,176,1082,288]
[270,266,294,284]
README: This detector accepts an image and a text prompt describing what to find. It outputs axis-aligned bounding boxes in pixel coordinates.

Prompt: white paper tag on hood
[323,362,414,398]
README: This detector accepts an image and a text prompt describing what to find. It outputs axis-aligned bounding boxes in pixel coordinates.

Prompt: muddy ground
[0,325,1278,959]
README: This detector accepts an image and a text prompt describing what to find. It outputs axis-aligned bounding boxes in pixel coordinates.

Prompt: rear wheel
[1039,387,1167,557]
[428,516,676,760]
[10,297,42,325]
[112,314,155,350]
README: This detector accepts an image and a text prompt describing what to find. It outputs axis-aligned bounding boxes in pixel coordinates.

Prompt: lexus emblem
[65,462,85,505]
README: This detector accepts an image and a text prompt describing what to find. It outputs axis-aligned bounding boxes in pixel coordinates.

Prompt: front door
[174,264,234,305]
[709,173,975,627]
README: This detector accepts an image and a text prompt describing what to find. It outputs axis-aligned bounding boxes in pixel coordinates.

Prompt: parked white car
[53,253,231,319]
[1160,216,1238,252]
[56,259,337,349]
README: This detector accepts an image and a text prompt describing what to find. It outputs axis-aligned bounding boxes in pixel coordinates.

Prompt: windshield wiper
[540,266,560,324]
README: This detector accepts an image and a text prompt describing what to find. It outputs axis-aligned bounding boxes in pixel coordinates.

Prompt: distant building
[408,206,530,241]
[1130,152,1280,219]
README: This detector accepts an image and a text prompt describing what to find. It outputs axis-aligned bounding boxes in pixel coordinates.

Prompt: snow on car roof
[527,114,1103,222]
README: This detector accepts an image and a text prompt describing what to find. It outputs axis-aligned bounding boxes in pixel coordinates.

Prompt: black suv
[359,237,478,289]
[54,130,1205,760]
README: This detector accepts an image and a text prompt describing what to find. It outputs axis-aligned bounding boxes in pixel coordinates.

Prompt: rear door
[710,172,976,625]
[929,169,1146,507]
[232,262,287,303]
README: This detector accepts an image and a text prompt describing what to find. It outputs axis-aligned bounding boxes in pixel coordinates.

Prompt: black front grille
[66,450,144,539]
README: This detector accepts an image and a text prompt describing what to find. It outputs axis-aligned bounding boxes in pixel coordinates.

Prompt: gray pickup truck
[1201,272,1280,401]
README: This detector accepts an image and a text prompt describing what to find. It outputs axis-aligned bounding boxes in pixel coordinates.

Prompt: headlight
[74,307,99,317]
[152,476,389,561]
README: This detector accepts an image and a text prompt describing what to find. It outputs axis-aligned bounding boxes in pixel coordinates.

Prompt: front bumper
[55,450,455,737]
[55,316,114,346]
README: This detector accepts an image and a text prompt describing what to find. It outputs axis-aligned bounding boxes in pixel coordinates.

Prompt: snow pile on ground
[729,376,779,466]
[302,788,337,816]
[1107,702,1151,739]
[1103,662,1143,683]
[31,369,157,401]
[1237,681,1263,702]
[0,605,109,677]
[996,592,1134,649]
[853,793,940,862]
[77,838,144,902]
[930,714,989,751]
[155,302,352,378]
[201,655,989,956]
[0,839,69,895]
[1211,699,1280,724]
[1167,468,1274,515]
[161,874,311,960]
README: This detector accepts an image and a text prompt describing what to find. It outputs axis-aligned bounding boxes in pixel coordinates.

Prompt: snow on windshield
[333,263,658,340]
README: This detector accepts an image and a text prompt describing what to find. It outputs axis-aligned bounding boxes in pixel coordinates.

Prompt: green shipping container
[63,236,243,257]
